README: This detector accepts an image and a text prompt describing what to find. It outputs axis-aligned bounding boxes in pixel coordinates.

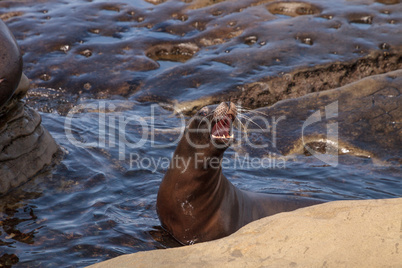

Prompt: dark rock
[1,0,400,114]
[238,70,402,164]
[0,102,59,195]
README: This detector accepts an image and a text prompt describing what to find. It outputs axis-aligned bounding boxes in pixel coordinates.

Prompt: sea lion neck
[170,136,225,175]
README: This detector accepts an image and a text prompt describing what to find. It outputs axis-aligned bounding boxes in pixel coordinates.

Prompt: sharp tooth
[212,134,234,139]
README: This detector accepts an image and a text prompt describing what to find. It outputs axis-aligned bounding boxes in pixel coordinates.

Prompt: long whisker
[243,110,269,117]
[236,105,269,117]
[237,114,264,131]
[232,105,251,134]
[234,116,247,133]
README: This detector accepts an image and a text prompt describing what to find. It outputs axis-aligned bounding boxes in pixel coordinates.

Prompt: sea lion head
[183,102,237,156]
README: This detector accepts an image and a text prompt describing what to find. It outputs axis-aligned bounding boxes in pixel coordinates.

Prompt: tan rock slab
[89,198,402,268]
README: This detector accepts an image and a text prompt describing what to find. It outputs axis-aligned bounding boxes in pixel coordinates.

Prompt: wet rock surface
[0,102,59,195]
[0,0,401,266]
[238,70,402,164]
[0,19,59,195]
[0,0,401,114]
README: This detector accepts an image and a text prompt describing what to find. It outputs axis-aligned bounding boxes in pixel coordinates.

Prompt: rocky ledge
[89,197,402,267]
[0,102,58,195]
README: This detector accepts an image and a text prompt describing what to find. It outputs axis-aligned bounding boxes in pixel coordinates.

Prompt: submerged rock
[236,70,402,164]
[0,0,401,114]
[0,103,58,194]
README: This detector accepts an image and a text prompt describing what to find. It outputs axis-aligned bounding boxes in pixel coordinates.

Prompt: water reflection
[1,0,400,114]
[0,101,182,267]
[0,100,400,267]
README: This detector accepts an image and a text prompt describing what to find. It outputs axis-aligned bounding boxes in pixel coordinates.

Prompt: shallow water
[0,0,401,266]
[1,0,401,113]
[1,100,401,267]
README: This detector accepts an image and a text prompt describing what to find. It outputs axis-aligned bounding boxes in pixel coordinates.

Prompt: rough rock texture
[0,102,59,195]
[0,17,59,195]
[0,0,401,114]
[88,197,402,268]
[236,69,402,163]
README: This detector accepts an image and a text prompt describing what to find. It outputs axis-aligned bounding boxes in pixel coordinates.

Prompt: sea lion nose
[214,102,227,117]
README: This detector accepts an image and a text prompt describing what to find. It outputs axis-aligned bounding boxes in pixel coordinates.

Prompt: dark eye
[198,107,208,116]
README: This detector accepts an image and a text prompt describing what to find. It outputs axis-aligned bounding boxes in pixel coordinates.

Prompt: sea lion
[157,102,323,245]
[0,19,23,110]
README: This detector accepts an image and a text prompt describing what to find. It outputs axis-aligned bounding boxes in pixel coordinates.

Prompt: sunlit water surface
[0,100,400,267]
[0,0,401,266]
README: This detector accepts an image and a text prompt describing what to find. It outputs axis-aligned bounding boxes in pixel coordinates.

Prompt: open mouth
[211,114,234,142]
